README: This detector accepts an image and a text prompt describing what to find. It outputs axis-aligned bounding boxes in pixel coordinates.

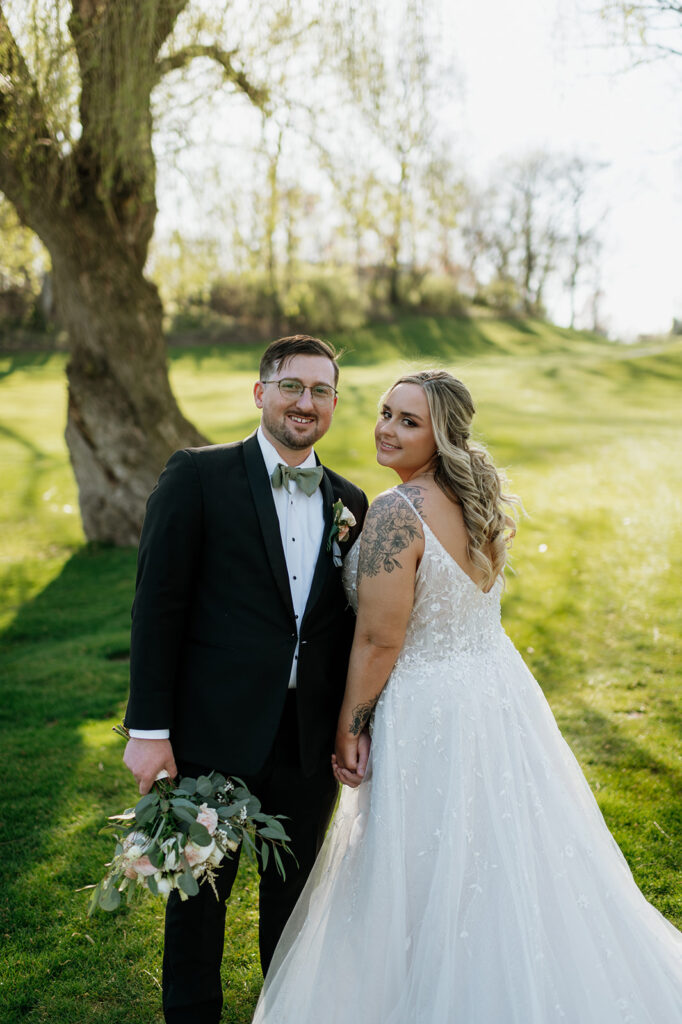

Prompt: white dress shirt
[129,427,325,739]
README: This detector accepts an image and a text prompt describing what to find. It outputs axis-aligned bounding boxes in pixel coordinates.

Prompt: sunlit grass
[1,319,681,1022]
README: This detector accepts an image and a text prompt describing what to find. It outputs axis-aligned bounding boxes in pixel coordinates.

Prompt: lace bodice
[342,489,505,658]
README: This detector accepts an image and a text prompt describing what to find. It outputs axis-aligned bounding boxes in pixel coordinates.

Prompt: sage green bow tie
[271,463,324,496]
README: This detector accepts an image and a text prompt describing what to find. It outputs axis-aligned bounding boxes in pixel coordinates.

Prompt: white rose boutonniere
[326,499,357,567]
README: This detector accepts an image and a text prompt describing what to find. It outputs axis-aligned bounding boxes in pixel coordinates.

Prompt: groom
[122,335,368,1024]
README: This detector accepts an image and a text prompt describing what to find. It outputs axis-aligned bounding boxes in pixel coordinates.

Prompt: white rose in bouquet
[185,839,215,867]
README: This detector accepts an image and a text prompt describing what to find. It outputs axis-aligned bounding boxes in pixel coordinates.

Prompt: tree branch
[156,44,270,109]
[0,6,64,221]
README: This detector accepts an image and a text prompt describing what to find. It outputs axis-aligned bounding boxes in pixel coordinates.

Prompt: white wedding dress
[253,490,682,1023]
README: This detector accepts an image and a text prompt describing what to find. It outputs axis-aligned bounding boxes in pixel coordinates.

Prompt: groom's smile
[254,353,338,459]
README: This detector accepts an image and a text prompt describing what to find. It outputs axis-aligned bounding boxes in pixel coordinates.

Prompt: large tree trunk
[51,224,207,545]
[0,2,280,543]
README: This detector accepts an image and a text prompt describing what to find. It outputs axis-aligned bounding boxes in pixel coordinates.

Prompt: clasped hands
[333,728,371,788]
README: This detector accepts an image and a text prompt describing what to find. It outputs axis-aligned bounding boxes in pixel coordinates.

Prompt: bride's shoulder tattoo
[396,483,427,517]
[358,490,423,582]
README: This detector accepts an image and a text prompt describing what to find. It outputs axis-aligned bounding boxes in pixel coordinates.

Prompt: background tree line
[0,145,608,341]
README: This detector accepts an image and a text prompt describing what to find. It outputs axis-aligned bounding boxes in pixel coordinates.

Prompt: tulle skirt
[253,637,682,1022]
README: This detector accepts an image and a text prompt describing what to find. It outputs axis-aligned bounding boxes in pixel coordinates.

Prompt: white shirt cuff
[128,728,170,740]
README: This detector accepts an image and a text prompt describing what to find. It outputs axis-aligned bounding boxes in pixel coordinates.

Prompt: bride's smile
[374,382,437,481]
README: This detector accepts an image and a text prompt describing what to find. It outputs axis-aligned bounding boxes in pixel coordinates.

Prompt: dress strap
[391,487,425,524]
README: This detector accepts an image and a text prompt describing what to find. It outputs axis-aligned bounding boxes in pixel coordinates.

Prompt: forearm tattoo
[349,696,380,736]
[357,491,423,582]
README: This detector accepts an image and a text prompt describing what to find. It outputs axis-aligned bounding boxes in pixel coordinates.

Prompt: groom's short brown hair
[259,335,340,386]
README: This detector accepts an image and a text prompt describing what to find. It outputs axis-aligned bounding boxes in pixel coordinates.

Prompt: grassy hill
[1,316,681,1022]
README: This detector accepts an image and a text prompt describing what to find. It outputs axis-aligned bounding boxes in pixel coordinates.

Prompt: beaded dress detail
[253,489,682,1023]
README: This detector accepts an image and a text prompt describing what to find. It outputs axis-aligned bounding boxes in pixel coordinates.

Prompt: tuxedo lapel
[302,467,335,624]
[242,434,297,624]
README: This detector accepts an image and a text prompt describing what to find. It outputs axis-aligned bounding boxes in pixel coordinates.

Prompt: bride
[252,370,682,1023]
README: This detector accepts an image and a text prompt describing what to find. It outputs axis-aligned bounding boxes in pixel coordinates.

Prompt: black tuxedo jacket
[124,434,368,777]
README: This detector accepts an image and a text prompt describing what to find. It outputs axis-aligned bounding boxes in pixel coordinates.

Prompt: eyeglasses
[261,378,338,403]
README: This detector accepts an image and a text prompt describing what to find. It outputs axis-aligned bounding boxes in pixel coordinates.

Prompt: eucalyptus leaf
[135,792,159,815]
[171,798,199,812]
[178,777,197,795]
[179,870,199,897]
[99,883,121,911]
[189,821,212,847]
[87,883,102,917]
[173,806,199,826]
[273,846,286,881]
[256,826,279,840]
[146,873,159,896]
[195,775,213,797]
[135,803,159,827]
[148,844,164,868]
[260,841,269,873]
[243,796,261,815]
[217,802,246,819]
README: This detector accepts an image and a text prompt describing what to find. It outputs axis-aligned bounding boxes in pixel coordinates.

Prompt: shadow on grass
[167,344,261,373]
[0,546,160,1022]
[0,546,263,1023]
[0,350,61,379]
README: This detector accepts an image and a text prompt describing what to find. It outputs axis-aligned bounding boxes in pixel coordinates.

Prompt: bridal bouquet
[88,765,291,916]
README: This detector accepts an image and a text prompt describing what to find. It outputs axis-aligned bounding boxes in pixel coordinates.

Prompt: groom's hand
[123,738,177,794]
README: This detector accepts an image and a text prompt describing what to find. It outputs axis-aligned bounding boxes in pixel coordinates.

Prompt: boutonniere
[326,500,357,567]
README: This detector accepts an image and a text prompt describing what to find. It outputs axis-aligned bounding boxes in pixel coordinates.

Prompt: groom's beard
[261,407,328,451]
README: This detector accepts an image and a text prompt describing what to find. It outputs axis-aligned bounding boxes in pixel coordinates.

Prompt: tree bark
[51,218,207,544]
[0,2,276,542]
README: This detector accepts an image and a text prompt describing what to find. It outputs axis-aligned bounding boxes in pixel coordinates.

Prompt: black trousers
[162,692,338,1024]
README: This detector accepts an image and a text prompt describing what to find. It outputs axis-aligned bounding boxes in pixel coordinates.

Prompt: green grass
[1,315,681,1022]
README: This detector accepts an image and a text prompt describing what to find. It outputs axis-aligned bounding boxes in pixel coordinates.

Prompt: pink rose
[184,840,214,866]
[129,854,157,877]
[337,524,350,543]
[196,804,218,835]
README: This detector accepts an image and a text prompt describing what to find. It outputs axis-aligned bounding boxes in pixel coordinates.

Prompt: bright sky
[438,0,682,338]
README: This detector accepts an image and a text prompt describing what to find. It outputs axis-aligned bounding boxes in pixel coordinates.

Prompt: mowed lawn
[1,316,681,1023]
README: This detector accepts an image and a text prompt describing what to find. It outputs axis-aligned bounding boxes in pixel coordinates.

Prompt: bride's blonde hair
[389,370,518,589]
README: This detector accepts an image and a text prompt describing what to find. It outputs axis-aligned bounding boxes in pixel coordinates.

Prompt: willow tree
[601,1,682,61]
[0,1,274,543]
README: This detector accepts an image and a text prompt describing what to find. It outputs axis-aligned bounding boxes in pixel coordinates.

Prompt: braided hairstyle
[389,370,518,589]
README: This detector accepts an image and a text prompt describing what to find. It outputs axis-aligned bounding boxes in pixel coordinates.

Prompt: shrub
[474,277,523,315]
[396,273,467,316]
[209,266,369,335]
[282,267,368,334]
